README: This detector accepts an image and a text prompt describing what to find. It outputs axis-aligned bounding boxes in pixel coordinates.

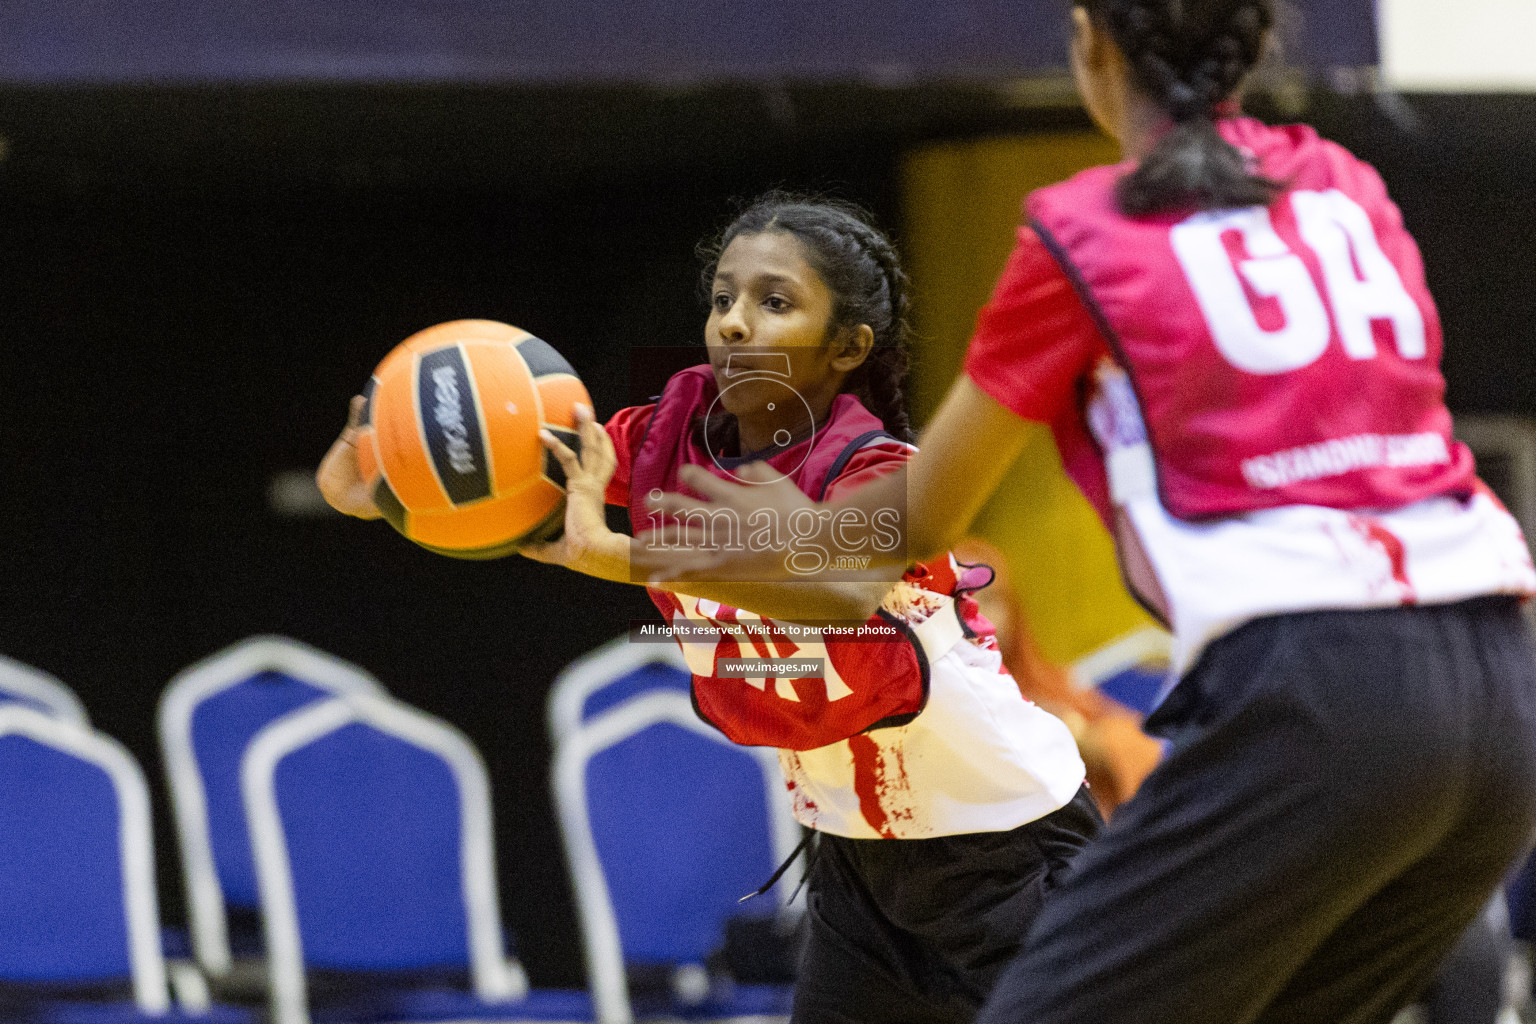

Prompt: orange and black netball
[356,319,588,558]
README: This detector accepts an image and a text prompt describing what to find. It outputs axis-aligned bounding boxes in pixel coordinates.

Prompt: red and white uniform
[606,365,1084,839]
[967,117,1536,678]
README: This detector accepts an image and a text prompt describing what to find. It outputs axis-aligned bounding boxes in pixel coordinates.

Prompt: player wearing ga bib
[605,364,1087,841]
[963,113,1536,1024]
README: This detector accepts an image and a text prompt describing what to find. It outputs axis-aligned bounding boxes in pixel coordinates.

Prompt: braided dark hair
[1079,0,1283,215]
[697,192,915,451]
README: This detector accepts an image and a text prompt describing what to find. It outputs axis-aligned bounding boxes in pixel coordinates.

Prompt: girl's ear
[1071,4,1130,142]
[829,324,875,373]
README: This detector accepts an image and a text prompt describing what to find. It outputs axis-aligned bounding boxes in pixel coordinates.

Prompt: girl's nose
[718,302,749,343]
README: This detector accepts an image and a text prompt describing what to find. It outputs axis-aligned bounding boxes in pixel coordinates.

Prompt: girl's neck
[738,418,819,460]
[733,378,841,454]
[1117,88,1175,161]
[1115,91,1244,162]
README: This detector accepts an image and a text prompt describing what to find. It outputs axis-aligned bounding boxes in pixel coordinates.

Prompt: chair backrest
[547,635,691,743]
[243,693,523,1024]
[1072,626,1173,717]
[0,654,89,724]
[0,706,170,1013]
[553,690,801,1024]
[157,635,387,977]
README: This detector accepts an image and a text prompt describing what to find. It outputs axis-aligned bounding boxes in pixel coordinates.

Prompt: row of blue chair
[0,636,806,1024]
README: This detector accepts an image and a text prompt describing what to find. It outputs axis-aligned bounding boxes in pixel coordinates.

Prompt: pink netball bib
[1028,118,1475,520]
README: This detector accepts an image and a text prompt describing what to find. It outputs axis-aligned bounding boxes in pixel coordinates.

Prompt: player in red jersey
[321,195,1099,1024]
[638,4,1536,1023]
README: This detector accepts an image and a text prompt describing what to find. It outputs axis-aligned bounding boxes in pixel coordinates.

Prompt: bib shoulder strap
[815,429,902,502]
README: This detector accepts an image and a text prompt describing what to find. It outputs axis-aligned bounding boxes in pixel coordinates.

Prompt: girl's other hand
[316,395,383,520]
[521,404,618,569]
[553,403,618,502]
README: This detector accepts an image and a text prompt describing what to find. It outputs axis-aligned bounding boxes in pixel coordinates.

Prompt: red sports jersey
[606,364,983,751]
[606,365,1087,837]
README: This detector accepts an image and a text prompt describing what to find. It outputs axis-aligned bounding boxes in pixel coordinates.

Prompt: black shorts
[791,786,1102,1024]
[979,596,1536,1024]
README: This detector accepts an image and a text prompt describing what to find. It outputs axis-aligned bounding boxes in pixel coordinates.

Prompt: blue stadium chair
[0,653,90,725]
[157,636,387,981]
[553,689,801,1024]
[243,693,586,1024]
[546,634,691,743]
[0,704,252,1023]
[1072,626,1173,717]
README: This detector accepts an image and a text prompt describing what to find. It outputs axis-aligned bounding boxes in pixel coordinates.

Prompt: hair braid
[1080,0,1282,214]
[839,222,915,443]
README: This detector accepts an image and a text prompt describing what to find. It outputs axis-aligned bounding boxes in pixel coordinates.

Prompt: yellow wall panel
[901,132,1122,420]
[901,131,1158,664]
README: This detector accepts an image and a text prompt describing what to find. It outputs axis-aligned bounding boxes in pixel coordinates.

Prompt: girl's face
[705,231,870,439]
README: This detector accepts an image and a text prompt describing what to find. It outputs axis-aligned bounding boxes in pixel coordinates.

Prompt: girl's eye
[764,296,789,312]
[712,293,733,312]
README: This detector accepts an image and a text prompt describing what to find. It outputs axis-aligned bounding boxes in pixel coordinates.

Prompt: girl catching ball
[319,194,1101,1024]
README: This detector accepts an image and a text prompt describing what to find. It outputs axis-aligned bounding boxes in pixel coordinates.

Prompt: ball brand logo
[417,346,492,505]
[430,365,477,475]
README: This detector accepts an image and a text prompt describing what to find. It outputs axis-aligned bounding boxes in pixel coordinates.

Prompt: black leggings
[980,597,1536,1024]
[790,787,1102,1024]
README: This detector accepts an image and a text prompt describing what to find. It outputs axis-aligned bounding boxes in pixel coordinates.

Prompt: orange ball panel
[463,339,543,497]
[400,319,533,355]
[407,479,564,551]
[534,373,592,432]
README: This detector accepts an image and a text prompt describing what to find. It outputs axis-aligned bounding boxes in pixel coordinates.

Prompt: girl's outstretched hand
[316,395,383,520]
[520,404,619,570]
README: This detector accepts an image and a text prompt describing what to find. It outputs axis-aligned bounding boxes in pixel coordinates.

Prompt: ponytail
[1081,0,1283,215]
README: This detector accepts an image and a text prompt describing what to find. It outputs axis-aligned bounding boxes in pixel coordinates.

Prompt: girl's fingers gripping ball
[572,403,618,488]
[345,393,368,435]
[539,427,579,471]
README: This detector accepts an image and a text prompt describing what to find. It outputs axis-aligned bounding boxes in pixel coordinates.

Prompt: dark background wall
[0,84,1531,986]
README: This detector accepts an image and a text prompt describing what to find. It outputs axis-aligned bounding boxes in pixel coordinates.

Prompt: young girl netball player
[640,5,1536,1023]
[318,195,1100,1024]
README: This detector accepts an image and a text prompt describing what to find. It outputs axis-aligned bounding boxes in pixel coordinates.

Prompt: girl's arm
[841,375,1036,561]
[525,406,903,624]
[637,376,1037,580]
